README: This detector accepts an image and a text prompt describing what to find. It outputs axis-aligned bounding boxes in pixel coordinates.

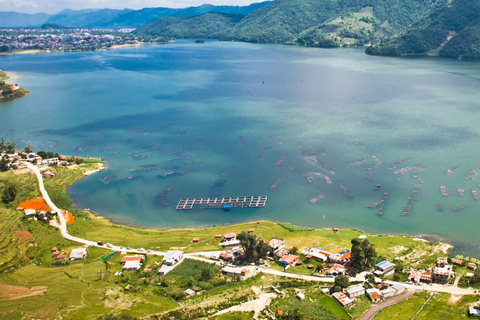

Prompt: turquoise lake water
[1,40,480,256]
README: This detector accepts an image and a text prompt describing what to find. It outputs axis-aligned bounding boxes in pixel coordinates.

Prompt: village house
[374,260,396,277]
[69,248,87,260]
[391,284,406,295]
[24,209,36,216]
[303,247,331,262]
[380,287,395,298]
[366,288,383,302]
[121,255,144,264]
[123,260,142,271]
[451,258,464,266]
[432,257,455,284]
[221,266,256,281]
[329,250,351,265]
[408,270,432,283]
[469,263,478,271]
[162,251,183,266]
[332,292,353,307]
[278,254,299,267]
[326,263,347,276]
[345,285,365,298]
[266,237,285,255]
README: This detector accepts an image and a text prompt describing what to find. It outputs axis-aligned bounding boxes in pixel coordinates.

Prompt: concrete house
[69,248,87,260]
[162,251,183,266]
[374,261,396,277]
[345,285,365,298]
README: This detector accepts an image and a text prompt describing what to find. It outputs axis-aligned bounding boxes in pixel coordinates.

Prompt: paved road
[357,289,416,320]
[25,162,165,256]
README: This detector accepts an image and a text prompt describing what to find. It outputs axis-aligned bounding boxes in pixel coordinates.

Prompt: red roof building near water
[223,232,236,239]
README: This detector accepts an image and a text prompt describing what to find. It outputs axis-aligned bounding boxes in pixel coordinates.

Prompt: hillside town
[0,28,138,52]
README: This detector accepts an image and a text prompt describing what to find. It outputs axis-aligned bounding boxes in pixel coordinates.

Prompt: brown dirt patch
[18,197,50,211]
[18,230,33,244]
[0,284,47,301]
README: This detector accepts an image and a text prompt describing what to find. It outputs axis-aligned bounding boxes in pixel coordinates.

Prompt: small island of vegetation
[0,70,29,100]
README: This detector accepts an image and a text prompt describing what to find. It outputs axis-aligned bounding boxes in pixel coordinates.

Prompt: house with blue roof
[374,260,396,277]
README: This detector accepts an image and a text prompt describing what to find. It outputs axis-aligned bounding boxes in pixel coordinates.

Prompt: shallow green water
[1,40,480,256]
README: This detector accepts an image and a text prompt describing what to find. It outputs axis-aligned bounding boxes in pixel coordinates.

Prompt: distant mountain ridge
[0,2,271,28]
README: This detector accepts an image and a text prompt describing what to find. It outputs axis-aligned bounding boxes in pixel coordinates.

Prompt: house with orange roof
[332,292,353,306]
[121,255,144,264]
[278,254,299,267]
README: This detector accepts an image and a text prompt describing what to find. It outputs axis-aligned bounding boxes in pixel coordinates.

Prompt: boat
[446,166,459,175]
[373,184,381,191]
[436,204,444,211]
[458,188,464,196]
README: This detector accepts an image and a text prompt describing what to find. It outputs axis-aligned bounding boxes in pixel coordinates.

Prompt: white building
[69,248,87,260]
[345,285,365,298]
[162,251,183,266]
[24,209,36,216]
[123,260,142,271]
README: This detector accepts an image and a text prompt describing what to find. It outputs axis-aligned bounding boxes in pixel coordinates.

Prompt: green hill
[366,0,480,58]
[137,0,436,48]
[135,12,244,40]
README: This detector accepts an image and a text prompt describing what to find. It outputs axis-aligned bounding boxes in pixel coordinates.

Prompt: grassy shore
[0,163,471,319]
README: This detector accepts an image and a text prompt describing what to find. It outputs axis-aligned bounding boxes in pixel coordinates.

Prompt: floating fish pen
[402,185,421,216]
[446,166,459,175]
[297,144,309,157]
[337,181,353,199]
[176,196,267,210]
[440,185,450,197]
[269,177,283,189]
[208,172,230,197]
[436,204,444,211]
[310,194,325,203]
[156,186,175,206]
[275,154,288,167]
[289,167,313,183]
[258,146,272,158]
[308,171,332,184]
[466,167,480,180]
[472,188,479,200]
[263,135,283,144]
[387,157,412,170]
[453,205,468,212]
[318,149,327,155]
[238,136,246,146]
[347,156,367,165]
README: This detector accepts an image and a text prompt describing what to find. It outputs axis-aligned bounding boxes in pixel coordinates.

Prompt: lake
[1,40,480,257]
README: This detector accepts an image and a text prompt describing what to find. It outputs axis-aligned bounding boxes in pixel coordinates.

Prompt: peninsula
[1,142,480,319]
[0,70,29,99]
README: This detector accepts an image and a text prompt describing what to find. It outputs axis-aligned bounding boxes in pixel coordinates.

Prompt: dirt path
[213,286,276,319]
[357,289,415,320]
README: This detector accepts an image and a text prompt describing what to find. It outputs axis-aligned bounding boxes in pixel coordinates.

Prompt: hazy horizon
[0,0,268,15]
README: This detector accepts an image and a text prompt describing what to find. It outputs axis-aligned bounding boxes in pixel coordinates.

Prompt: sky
[0,0,267,14]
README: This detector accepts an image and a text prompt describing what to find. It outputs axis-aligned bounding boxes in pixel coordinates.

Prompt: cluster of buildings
[50,247,87,261]
[332,282,406,307]
[408,257,456,285]
[119,250,184,275]
[0,28,138,52]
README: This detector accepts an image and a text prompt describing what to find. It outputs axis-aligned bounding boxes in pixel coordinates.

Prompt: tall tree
[23,141,32,154]
[0,155,9,172]
[4,139,15,154]
[237,231,271,263]
[351,238,377,271]
[0,137,5,153]
[333,274,350,289]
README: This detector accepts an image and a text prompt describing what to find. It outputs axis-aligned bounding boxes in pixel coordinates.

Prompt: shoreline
[68,164,456,253]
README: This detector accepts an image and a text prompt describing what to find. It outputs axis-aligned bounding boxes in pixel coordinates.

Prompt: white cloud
[0,0,266,14]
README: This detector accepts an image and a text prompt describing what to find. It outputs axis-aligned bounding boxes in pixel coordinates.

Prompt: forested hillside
[366,0,480,59]
[137,0,437,48]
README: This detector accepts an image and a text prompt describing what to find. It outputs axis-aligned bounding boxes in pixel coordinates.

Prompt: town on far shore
[2,140,480,319]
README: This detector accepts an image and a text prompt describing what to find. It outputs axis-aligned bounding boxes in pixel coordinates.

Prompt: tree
[0,156,9,172]
[351,238,377,271]
[4,139,15,154]
[2,85,12,96]
[290,246,299,255]
[237,231,271,263]
[365,273,376,284]
[1,182,17,204]
[23,141,32,154]
[333,274,350,289]
[0,137,4,153]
